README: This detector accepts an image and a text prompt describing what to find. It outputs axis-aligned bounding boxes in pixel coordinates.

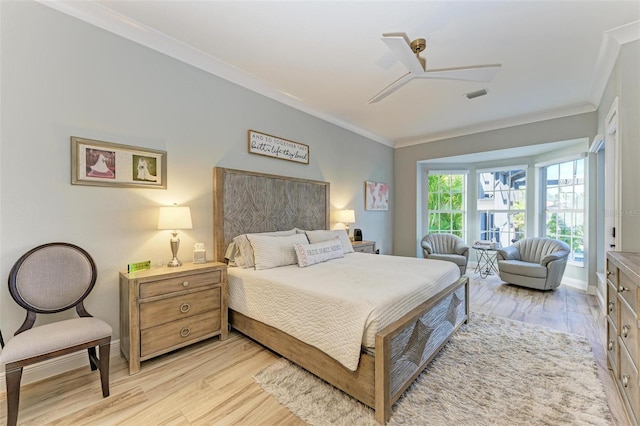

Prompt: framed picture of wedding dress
[71,137,167,189]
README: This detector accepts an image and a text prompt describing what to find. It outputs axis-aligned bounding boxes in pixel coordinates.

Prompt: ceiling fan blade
[368,72,414,104]
[381,33,424,74]
[415,64,502,82]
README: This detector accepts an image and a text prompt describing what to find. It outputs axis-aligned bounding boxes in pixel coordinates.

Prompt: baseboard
[0,340,120,392]
[561,277,588,291]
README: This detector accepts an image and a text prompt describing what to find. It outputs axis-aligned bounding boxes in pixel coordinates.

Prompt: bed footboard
[230,275,469,425]
[374,276,469,424]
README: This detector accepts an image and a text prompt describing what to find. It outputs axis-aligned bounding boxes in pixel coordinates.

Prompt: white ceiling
[44,1,640,148]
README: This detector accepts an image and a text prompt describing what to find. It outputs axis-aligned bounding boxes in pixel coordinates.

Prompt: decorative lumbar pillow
[294,238,344,267]
[233,229,297,268]
[305,229,354,254]
[246,233,309,270]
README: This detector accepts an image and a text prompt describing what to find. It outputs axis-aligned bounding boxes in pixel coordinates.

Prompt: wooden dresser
[120,262,228,374]
[351,240,375,254]
[607,251,640,424]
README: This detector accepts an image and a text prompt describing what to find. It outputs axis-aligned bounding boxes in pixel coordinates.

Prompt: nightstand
[119,262,227,374]
[351,240,375,254]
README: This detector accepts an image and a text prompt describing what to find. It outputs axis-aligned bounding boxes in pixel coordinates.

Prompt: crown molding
[37,2,638,150]
[38,1,394,148]
[589,20,640,110]
[394,102,596,148]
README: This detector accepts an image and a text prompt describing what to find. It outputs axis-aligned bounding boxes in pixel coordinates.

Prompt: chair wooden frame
[1,242,111,426]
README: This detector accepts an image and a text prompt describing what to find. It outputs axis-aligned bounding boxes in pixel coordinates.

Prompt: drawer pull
[608,340,614,351]
[182,281,189,287]
[622,375,630,388]
[607,270,613,276]
[608,302,615,313]
[622,325,630,338]
[180,303,191,313]
[619,285,627,293]
[180,326,191,337]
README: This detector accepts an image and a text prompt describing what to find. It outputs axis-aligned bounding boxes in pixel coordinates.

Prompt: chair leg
[5,366,23,426]
[88,347,98,371]
[99,342,110,397]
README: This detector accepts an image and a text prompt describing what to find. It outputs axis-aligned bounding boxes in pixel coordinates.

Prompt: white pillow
[305,229,354,254]
[232,229,298,268]
[294,238,344,267]
[246,233,309,270]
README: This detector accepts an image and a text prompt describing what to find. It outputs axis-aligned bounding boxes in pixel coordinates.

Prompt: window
[427,173,465,238]
[544,159,585,265]
[477,169,526,246]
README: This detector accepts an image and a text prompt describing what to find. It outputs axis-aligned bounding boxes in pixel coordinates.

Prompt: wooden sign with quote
[248,130,309,164]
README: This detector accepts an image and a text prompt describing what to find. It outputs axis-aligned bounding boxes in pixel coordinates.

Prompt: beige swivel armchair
[496,237,570,290]
[421,233,470,275]
[0,242,112,426]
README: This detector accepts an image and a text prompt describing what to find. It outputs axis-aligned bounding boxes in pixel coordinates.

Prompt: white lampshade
[158,206,193,230]
[333,209,355,224]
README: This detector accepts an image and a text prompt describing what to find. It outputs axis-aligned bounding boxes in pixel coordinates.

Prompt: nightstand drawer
[140,270,222,299]
[141,310,220,357]
[352,241,375,254]
[139,288,220,330]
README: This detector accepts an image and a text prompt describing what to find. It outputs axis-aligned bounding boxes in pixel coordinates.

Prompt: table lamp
[333,209,356,237]
[158,204,193,267]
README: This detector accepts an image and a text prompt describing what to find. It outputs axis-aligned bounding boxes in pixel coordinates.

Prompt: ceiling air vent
[464,88,488,99]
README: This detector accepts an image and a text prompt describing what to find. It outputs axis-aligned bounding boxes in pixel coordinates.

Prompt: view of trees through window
[477,169,526,246]
[427,173,465,238]
[544,159,585,265]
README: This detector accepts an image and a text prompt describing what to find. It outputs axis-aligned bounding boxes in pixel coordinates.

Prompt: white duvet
[227,252,460,371]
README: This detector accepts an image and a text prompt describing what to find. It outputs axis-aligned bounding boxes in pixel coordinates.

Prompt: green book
[128,260,151,273]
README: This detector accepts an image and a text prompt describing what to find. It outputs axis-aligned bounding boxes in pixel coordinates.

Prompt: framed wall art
[248,129,309,164]
[365,181,389,211]
[71,136,167,189]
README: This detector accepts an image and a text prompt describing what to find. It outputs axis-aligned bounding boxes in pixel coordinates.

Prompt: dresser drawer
[608,318,619,376]
[620,344,640,421]
[141,310,221,357]
[620,302,639,367]
[139,288,220,330]
[607,282,618,320]
[140,270,222,299]
[619,272,638,316]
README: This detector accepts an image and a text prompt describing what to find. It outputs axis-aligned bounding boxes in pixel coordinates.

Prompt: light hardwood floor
[0,272,628,425]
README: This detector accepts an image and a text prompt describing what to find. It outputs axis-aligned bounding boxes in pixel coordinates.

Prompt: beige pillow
[246,233,309,270]
[305,229,354,254]
[232,229,298,268]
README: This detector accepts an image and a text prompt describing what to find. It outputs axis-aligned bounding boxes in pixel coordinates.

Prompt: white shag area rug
[253,313,611,425]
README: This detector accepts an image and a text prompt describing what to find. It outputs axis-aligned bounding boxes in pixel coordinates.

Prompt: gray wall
[600,40,640,253]
[0,2,393,340]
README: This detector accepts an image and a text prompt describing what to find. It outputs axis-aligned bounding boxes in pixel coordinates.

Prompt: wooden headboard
[213,167,330,262]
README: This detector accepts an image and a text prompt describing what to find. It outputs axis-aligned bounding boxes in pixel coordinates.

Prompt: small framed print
[71,136,167,189]
[365,181,389,211]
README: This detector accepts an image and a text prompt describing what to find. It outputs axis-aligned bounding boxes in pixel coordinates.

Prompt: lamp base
[167,232,182,267]
[167,257,182,267]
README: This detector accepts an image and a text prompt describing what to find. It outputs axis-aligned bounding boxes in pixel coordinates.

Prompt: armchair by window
[421,233,469,275]
[496,237,570,290]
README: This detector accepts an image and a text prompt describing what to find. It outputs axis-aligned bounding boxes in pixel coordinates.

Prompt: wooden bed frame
[213,167,469,424]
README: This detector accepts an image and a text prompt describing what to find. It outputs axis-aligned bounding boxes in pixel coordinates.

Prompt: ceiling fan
[369,33,502,104]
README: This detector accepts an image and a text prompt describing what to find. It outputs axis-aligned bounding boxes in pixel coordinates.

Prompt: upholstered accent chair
[496,237,570,290]
[0,243,112,426]
[421,233,470,275]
